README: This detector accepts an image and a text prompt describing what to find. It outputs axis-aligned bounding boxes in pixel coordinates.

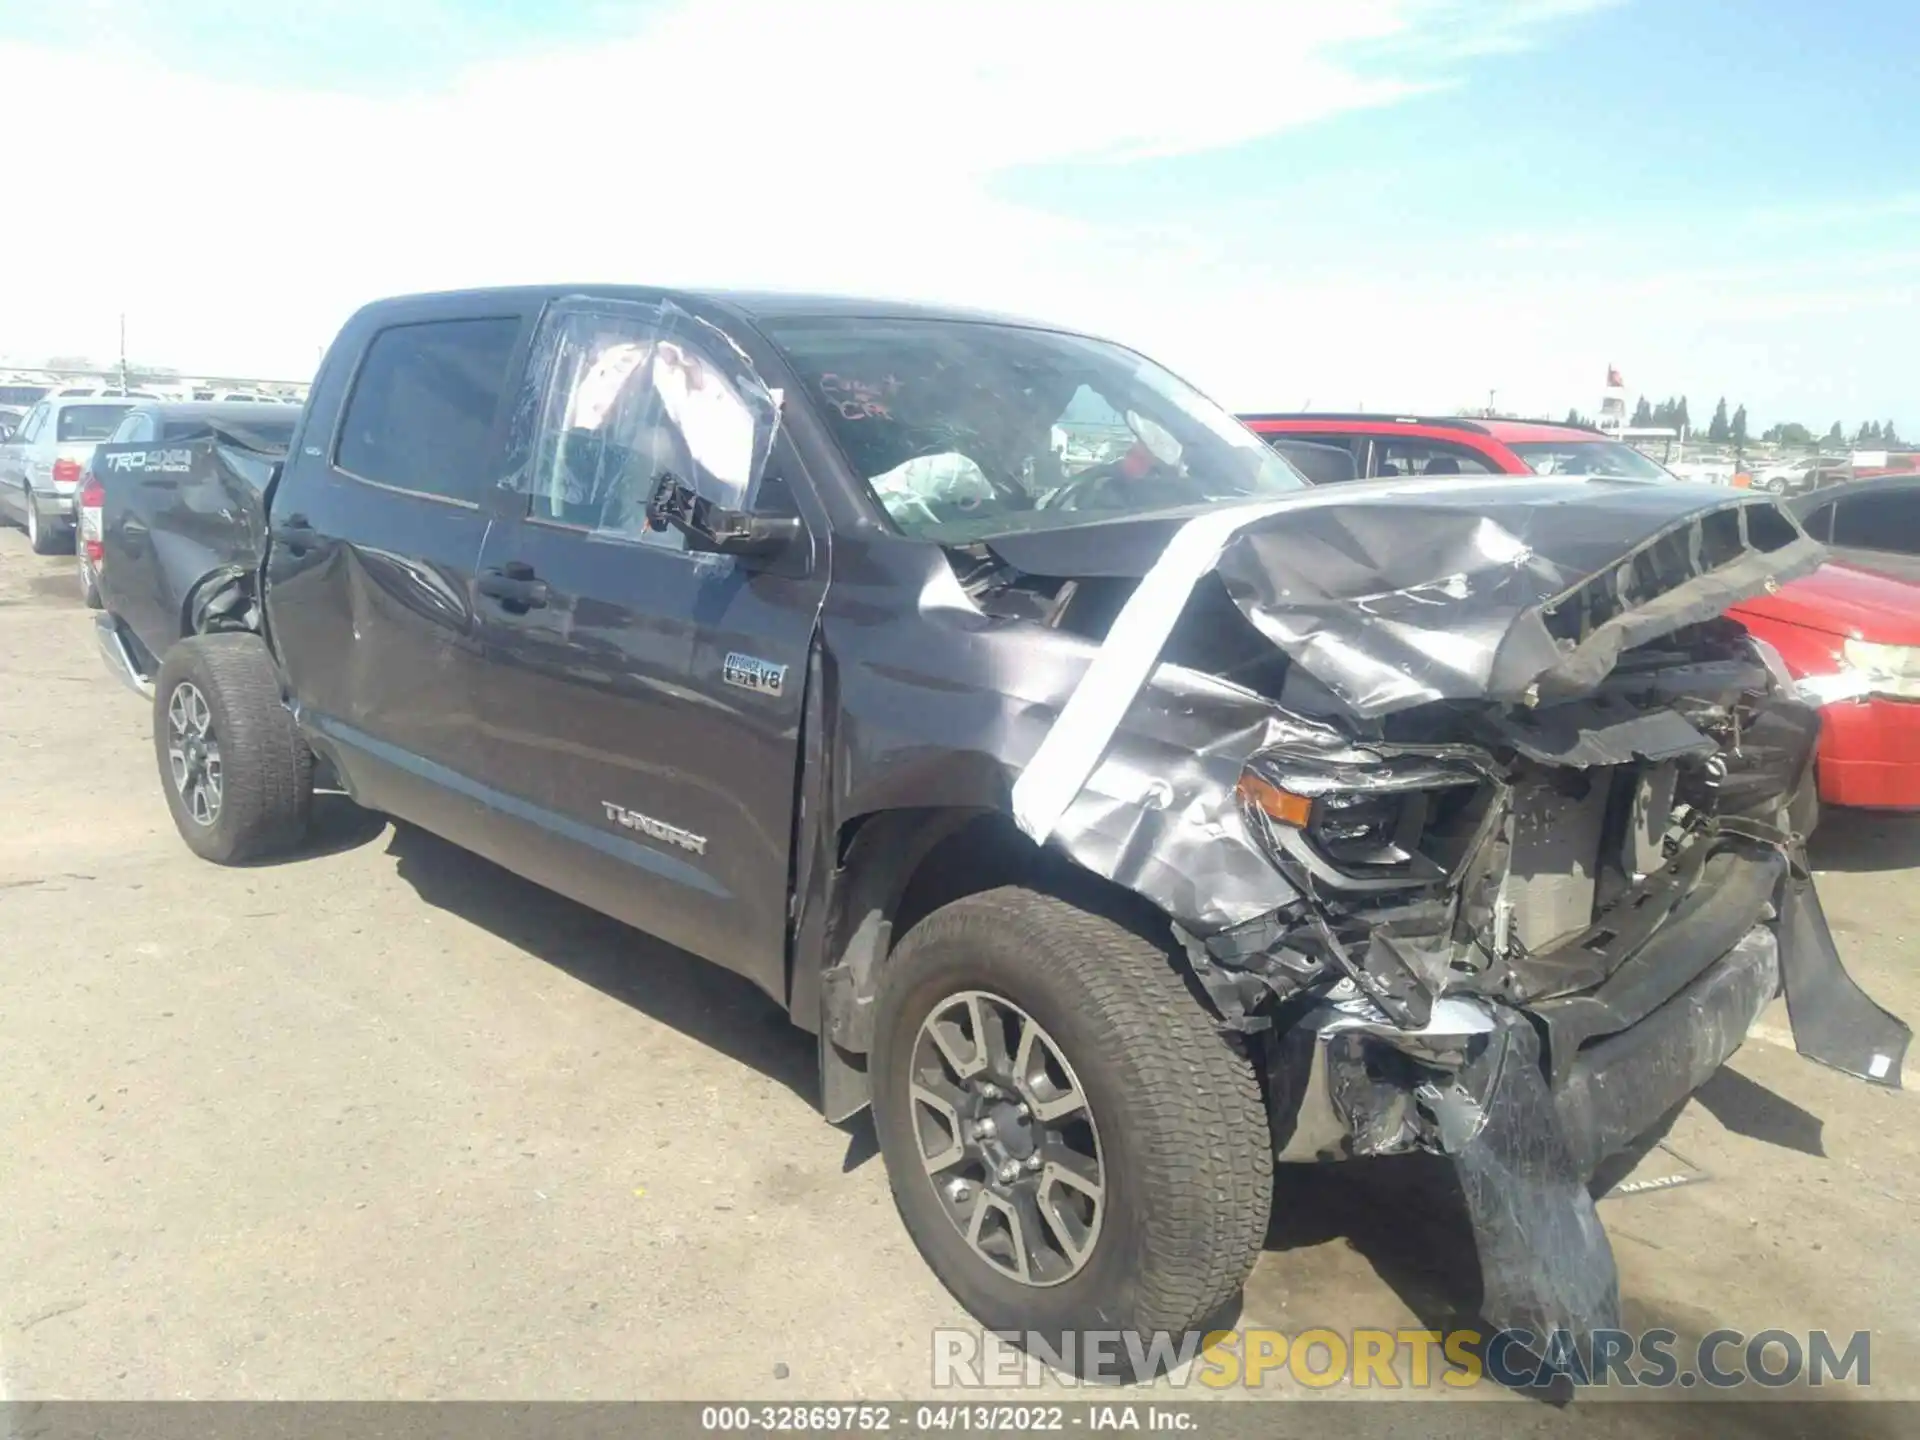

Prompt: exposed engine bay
[949,482,1911,1343]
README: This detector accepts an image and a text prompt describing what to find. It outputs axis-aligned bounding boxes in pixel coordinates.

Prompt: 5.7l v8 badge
[723,652,787,697]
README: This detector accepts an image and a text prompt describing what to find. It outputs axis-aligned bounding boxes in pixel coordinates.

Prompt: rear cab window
[111,413,157,444]
[334,317,523,503]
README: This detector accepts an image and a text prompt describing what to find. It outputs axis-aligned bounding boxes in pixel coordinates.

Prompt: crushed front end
[1209,619,1912,1339]
[987,484,1910,1346]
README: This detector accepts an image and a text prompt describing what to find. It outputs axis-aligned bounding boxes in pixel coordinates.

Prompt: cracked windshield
[766,318,1305,540]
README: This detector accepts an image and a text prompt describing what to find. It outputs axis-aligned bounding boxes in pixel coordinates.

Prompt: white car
[0,394,142,552]
[1753,455,1846,495]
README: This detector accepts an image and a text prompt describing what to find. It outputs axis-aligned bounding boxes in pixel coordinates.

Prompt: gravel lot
[2,524,1917,1410]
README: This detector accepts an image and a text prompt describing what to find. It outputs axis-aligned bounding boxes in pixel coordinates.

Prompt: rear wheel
[870,887,1272,1373]
[24,488,65,555]
[153,634,313,863]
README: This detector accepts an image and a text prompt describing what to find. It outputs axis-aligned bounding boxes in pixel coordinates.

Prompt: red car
[1242,414,1920,812]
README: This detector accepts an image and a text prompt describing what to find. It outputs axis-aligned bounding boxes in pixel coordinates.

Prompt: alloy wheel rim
[908,989,1106,1288]
[165,681,223,826]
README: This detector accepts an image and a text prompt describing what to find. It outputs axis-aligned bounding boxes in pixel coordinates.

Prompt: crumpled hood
[986,476,1827,717]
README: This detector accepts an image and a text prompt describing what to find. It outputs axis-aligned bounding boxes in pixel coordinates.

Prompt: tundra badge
[723,652,787,697]
[602,802,708,855]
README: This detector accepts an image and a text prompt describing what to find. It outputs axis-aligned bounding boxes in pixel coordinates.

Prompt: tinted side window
[336,317,520,502]
[1257,431,1364,480]
[1798,502,1834,543]
[1831,492,1920,555]
[1374,438,1496,477]
[1265,437,1359,484]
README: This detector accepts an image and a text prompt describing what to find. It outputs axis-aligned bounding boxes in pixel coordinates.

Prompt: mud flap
[1451,1010,1622,1342]
[1778,871,1909,1088]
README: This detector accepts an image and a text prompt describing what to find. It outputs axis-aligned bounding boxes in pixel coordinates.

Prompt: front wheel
[153,634,313,863]
[870,887,1273,1372]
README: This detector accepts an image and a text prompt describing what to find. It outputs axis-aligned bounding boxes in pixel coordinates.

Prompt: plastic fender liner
[1778,870,1911,1087]
[1450,1006,1622,1343]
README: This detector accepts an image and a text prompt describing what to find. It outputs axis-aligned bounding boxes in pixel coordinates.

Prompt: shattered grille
[1541,501,1801,648]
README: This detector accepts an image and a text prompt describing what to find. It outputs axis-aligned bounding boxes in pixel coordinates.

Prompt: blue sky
[2,0,1913,432]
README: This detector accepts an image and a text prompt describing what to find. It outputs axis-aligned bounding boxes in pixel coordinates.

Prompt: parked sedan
[1752,455,1851,496]
[1725,474,1920,813]
[0,394,143,553]
[1731,563,1920,812]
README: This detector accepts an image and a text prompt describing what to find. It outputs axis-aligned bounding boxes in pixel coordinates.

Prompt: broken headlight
[1842,639,1920,700]
[1238,747,1495,889]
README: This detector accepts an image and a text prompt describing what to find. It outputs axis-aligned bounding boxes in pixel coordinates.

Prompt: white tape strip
[1010,500,1298,843]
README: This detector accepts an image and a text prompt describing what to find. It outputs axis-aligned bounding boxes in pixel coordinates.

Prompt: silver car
[0,395,141,553]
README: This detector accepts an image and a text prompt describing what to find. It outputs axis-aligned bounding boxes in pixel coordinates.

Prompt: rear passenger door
[469,300,827,995]
[264,300,535,832]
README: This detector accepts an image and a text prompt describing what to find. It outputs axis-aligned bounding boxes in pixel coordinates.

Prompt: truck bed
[94,426,285,674]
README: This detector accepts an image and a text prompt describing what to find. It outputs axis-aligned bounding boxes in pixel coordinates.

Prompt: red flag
[1606,365,1624,388]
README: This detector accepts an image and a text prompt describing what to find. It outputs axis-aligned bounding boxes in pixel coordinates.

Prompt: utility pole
[119,313,130,393]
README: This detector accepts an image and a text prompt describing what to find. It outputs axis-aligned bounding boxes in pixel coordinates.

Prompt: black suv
[96,286,1907,1365]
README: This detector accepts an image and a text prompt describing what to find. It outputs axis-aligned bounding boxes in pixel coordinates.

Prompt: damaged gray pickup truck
[108,286,1909,1365]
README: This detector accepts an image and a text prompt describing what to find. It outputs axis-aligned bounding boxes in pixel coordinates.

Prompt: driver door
[470,301,826,998]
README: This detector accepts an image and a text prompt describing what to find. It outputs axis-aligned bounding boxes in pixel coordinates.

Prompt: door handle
[478,562,550,611]
[270,514,318,555]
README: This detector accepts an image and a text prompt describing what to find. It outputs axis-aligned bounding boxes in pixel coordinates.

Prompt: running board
[94,614,155,700]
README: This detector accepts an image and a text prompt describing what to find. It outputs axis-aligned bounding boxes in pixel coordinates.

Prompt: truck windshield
[1508,440,1672,481]
[764,317,1306,540]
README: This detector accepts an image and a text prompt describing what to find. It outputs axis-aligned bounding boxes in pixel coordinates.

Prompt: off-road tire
[154,634,313,863]
[870,886,1272,1370]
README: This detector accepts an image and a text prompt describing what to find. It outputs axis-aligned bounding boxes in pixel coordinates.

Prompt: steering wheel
[1038,454,1166,511]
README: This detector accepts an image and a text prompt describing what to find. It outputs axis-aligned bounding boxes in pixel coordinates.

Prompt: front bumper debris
[1264,860,1907,1343]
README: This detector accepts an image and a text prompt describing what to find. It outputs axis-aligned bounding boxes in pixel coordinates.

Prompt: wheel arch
[179,563,261,639]
[811,804,1174,1121]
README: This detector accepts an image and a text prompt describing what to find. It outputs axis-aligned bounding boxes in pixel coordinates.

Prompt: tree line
[1562,396,1901,450]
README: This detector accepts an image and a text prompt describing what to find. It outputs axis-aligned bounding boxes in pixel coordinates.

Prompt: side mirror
[646,472,801,563]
